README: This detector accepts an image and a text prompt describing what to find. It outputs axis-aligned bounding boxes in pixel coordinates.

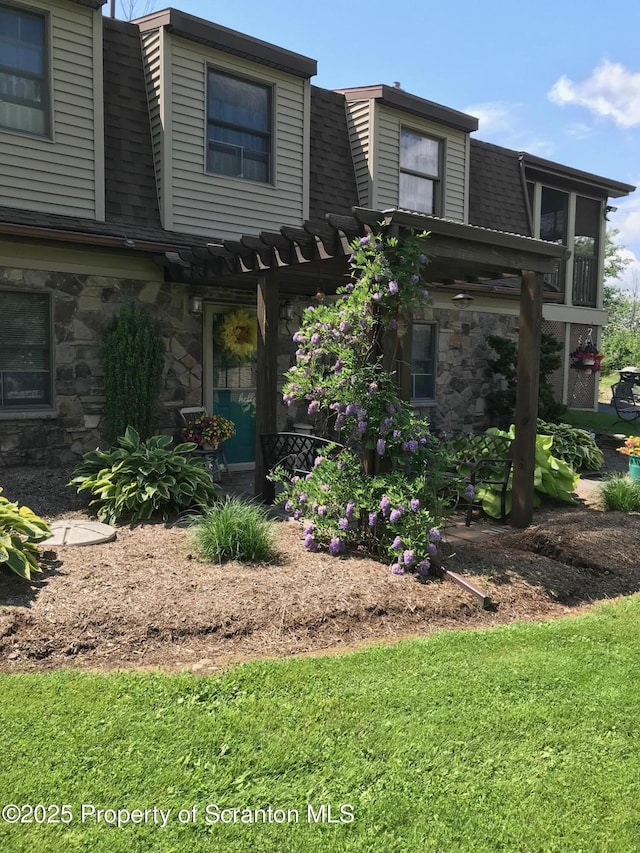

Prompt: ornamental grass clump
[599,474,640,512]
[0,488,51,580]
[276,229,450,574]
[69,427,219,524]
[190,497,278,564]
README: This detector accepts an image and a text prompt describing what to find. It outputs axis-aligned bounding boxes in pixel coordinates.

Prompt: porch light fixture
[451,292,474,310]
[279,300,295,322]
[188,295,203,315]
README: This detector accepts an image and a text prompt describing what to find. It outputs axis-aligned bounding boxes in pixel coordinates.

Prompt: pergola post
[510,269,544,527]
[254,269,279,500]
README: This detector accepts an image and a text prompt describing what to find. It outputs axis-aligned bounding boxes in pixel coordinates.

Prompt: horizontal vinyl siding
[141,29,163,218]
[376,106,468,221]
[0,0,98,218]
[344,100,372,207]
[170,37,307,239]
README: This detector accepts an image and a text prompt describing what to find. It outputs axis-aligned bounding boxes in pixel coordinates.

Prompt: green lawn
[563,407,640,435]
[3,598,640,852]
[598,370,619,404]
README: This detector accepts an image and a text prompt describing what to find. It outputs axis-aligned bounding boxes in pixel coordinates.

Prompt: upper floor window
[410,322,437,402]
[0,3,49,137]
[0,290,52,410]
[207,68,272,183]
[399,129,441,215]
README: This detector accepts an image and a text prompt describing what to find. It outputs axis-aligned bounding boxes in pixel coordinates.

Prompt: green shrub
[69,427,219,524]
[190,497,277,564]
[537,420,604,471]
[0,489,51,580]
[486,333,566,427]
[101,301,165,440]
[474,426,579,518]
[599,475,640,512]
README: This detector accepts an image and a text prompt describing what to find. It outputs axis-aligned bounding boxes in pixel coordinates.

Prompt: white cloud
[609,192,640,248]
[464,101,514,133]
[465,100,553,157]
[564,122,594,140]
[612,251,640,294]
[548,60,640,128]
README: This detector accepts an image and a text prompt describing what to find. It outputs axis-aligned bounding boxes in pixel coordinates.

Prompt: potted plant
[617,436,640,481]
[179,413,235,450]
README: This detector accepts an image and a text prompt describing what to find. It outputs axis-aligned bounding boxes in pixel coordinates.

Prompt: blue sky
[125,0,640,291]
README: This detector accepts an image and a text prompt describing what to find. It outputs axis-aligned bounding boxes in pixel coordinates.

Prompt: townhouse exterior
[0,1,634,471]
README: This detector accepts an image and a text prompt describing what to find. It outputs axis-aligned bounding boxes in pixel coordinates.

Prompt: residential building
[0,1,634,475]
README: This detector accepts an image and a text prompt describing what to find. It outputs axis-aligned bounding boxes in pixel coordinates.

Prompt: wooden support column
[254,270,279,501]
[511,270,544,528]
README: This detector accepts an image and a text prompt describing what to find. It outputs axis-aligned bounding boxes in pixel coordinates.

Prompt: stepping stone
[42,520,117,547]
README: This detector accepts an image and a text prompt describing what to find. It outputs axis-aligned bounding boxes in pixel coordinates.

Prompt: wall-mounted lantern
[188,295,203,315]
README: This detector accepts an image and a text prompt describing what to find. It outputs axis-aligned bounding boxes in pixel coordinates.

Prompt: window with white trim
[0,3,49,136]
[0,291,52,410]
[410,323,436,401]
[399,128,441,215]
[206,68,272,183]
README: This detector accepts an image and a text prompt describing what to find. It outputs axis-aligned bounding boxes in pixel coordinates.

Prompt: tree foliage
[604,228,631,283]
[485,333,566,427]
[117,0,155,20]
[601,230,640,370]
[101,302,165,440]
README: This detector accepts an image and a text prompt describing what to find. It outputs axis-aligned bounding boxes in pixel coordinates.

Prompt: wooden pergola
[158,207,569,527]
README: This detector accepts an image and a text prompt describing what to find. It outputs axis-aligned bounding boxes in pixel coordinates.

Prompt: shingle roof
[309,87,359,221]
[103,17,162,230]
[0,204,212,248]
[468,139,531,237]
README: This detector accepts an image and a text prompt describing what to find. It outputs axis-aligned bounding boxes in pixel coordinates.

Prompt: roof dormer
[336,84,478,223]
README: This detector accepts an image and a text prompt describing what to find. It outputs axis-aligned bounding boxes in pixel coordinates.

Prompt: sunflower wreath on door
[217,309,258,363]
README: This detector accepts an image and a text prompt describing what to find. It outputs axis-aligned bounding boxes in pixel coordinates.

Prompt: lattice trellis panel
[568,322,597,408]
[542,319,566,404]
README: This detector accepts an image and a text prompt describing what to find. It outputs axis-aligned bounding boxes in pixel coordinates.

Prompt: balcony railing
[572,254,598,307]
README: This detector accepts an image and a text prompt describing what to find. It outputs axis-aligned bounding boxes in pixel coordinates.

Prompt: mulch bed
[0,438,639,674]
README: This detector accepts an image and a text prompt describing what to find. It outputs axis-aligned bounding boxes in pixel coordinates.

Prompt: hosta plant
[0,488,51,580]
[69,427,219,524]
[537,420,604,471]
[475,426,579,519]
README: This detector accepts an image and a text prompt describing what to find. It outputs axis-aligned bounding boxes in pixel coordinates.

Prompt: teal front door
[211,312,256,466]
[213,389,255,465]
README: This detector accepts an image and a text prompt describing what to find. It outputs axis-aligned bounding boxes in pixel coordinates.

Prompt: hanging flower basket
[220,309,257,361]
[570,332,604,373]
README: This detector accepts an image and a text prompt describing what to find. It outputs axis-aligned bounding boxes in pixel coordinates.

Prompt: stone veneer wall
[415,307,518,434]
[0,266,202,467]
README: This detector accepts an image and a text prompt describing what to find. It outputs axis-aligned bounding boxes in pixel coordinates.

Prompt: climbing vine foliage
[101,302,165,440]
[276,229,451,574]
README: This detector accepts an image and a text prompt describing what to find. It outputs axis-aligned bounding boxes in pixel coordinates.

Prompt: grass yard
[3,596,640,852]
[563,407,640,435]
[598,370,619,404]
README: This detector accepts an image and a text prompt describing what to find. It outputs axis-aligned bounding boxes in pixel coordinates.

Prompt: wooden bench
[612,377,640,425]
[444,433,513,526]
[259,432,344,503]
